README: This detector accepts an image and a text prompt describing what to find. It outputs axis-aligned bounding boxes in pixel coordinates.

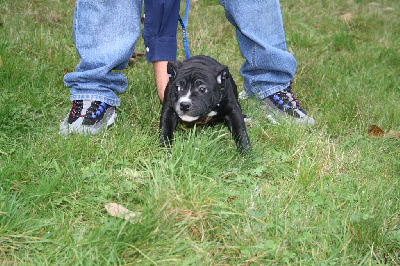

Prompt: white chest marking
[207,111,218,117]
[179,114,200,122]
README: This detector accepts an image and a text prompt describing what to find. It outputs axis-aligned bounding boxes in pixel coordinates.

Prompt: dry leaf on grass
[62,68,71,76]
[367,125,400,139]
[227,196,237,203]
[104,203,141,223]
[367,125,385,138]
[340,13,354,21]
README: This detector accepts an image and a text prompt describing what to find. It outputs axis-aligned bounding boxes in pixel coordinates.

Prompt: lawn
[0,0,399,264]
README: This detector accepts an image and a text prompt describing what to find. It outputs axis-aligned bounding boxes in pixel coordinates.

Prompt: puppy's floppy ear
[215,65,229,86]
[167,61,182,79]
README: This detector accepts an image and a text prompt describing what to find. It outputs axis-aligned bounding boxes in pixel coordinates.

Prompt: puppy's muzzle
[180,101,191,111]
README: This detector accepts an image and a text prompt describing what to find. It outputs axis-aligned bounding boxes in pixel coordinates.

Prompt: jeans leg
[219,0,297,99]
[64,0,143,106]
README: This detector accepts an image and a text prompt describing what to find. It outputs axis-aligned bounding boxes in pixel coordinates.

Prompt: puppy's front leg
[224,112,251,154]
[159,108,179,146]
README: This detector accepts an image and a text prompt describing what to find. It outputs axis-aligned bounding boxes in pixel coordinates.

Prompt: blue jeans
[219,0,297,99]
[64,0,296,105]
[64,0,143,106]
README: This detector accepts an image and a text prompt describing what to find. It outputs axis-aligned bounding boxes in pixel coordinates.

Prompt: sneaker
[60,100,117,135]
[60,100,86,135]
[263,82,315,126]
[82,101,117,135]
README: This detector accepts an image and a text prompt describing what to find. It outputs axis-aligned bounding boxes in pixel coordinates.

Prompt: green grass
[1,0,399,264]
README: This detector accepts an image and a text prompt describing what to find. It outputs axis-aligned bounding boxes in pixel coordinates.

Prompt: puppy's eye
[195,80,203,86]
[175,85,182,92]
[199,86,207,93]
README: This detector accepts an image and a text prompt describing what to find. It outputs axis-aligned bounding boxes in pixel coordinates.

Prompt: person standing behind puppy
[60,0,180,135]
[219,0,315,126]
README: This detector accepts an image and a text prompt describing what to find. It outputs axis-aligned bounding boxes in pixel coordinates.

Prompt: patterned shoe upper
[83,101,113,126]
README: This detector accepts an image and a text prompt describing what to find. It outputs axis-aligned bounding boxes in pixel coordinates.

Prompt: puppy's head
[167,61,228,122]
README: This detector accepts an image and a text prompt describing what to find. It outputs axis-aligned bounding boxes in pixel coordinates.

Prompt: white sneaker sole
[60,107,117,136]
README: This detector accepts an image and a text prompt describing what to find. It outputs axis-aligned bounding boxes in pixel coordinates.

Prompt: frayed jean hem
[70,94,120,106]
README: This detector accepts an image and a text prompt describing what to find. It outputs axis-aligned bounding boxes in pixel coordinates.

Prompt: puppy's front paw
[238,143,251,155]
[159,134,173,148]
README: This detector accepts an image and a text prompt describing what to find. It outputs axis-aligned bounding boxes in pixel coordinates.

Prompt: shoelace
[270,83,301,110]
[70,100,84,118]
[85,101,108,119]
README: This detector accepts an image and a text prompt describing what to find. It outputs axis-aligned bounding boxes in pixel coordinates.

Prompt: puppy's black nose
[180,101,192,111]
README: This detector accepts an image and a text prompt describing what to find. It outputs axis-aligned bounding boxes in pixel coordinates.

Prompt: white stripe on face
[175,89,199,122]
[178,89,192,105]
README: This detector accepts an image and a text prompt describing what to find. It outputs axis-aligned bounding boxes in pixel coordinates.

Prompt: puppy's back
[184,55,221,67]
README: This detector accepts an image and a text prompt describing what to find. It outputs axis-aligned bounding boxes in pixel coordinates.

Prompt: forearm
[153,61,169,102]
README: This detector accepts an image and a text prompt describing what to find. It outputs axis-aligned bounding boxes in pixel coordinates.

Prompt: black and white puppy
[159,55,250,154]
